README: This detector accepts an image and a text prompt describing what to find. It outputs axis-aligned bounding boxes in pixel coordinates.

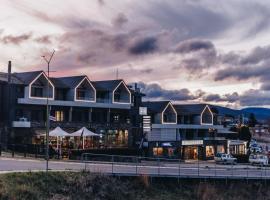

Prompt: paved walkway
[0,157,269,179]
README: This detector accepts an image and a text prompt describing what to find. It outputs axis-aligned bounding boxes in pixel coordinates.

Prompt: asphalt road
[0,157,270,179]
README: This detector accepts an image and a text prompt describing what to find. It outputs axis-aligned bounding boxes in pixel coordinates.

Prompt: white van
[249,154,268,166]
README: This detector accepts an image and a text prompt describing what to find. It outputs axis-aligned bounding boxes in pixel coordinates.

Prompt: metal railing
[81,153,270,180]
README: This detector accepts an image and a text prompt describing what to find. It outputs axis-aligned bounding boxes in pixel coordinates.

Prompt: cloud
[129,37,158,55]
[97,0,105,6]
[239,90,270,106]
[174,39,214,54]
[34,35,52,44]
[1,33,32,45]
[112,13,128,28]
[137,81,198,101]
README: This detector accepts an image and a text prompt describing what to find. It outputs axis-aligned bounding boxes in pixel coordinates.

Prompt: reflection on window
[229,144,245,155]
[55,111,64,122]
[153,147,163,156]
[104,130,128,147]
[217,145,225,153]
[206,145,215,157]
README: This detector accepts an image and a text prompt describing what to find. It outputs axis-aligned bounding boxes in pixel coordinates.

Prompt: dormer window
[162,102,177,124]
[201,105,213,125]
[29,72,54,99]
[74,77,96,102]
[113,81,131,104]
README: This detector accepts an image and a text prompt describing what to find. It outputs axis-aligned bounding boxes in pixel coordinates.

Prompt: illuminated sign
[182,140,203,146]
[139,107,147,115]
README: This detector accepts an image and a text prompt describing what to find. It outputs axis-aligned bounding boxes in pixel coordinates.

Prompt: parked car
[214,153,237,164]
[249,154,268,166]
[249,146,263,153]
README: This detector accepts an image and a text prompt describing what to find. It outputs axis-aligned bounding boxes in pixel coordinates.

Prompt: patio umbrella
[49,126,69,151]
[70,127,99,149]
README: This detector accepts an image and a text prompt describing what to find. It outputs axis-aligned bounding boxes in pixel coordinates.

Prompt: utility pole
[42,50,55,172]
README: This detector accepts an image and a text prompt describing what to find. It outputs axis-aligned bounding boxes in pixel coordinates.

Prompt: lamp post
[42,50,55,172]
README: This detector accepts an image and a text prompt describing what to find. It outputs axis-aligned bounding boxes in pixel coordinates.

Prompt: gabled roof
[13,71,43,85]
[92,79,123,91]
[53,76,87,88]
[0,72,24,84]
[49,78,69,88]
[174,104,218,115]
[142,101,171,114]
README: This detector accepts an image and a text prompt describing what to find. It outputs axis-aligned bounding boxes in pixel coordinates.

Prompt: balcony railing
[12,121,31,128]
[30,121,131,129]
[96,98,111,103]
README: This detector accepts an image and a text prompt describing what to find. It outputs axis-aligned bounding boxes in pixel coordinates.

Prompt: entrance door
[183,146,198,160]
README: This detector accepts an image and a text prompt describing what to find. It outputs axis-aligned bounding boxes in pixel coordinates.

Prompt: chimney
[8,61,11,83]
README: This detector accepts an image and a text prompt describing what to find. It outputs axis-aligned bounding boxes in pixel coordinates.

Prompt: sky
[1,0,270,108]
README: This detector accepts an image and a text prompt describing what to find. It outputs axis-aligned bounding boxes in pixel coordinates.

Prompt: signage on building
[162,142,173,147]
[182,140,203,146]
[139,107,147,115]
[143,115,151,133]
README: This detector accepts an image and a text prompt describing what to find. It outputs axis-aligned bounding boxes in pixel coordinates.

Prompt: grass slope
[0,172,269,200]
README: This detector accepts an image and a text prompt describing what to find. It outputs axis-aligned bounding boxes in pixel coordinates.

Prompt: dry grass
[0,172,269,200]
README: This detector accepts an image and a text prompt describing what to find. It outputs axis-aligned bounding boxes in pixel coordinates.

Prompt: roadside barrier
[81,153,270,180]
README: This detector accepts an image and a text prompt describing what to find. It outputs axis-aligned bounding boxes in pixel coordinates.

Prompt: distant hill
[209,105,270,122]
[241,107,270,122]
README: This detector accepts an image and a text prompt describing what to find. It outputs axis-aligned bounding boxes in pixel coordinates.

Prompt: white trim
[112,80,131,104]
[29,72,55,100]
[74,76,96,102]
[161,102,177,124]
[200,105,214,125]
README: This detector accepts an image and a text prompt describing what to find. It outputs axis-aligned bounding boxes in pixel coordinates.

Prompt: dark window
[31,87,43,97]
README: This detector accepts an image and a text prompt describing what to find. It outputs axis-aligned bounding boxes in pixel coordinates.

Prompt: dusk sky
[1,0,270,108]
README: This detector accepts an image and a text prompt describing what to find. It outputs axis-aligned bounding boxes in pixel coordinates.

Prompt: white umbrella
[70,127,99,149]
[49,127,70,152]
[70,127,99,137]
[49,126,69,137]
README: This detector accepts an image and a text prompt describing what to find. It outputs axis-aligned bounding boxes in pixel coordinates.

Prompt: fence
[81,153,270,180]
[0,143,56,159]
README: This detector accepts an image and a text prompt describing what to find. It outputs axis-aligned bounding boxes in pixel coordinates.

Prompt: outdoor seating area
[33,126,100,158]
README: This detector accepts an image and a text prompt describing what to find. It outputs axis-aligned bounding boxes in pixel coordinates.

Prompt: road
[0,157,270,179]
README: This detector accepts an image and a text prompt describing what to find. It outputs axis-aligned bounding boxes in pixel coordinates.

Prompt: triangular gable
[200,105,214,125]
[29,71,55,99]
[161,102,177,124]
[112,80,131,104]
[74,76,96,102]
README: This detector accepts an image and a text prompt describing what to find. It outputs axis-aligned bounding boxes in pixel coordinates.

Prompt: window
[113,115,119,122]
[32,87,43,97]
[77,89,86,100]
[153,147,163,156]
[217,145,225,153]
[55,111,64,122]
[126,118,131,124]
[206,145,215,157]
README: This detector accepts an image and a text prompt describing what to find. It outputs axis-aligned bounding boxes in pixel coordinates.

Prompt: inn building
[142,101,242,160]
[0,62,247,160]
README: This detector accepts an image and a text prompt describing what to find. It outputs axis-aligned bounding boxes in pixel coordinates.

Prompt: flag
[49,115,57,121]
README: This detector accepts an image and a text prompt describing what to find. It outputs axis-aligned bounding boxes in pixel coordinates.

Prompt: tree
[248,113,257,127]
[239,126,252,142]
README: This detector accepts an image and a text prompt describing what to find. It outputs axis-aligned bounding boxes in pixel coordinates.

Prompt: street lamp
[42,49,56,172]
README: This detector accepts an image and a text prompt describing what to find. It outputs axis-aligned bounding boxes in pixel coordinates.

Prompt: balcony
[12,121,31,128]
[30,121,131,129]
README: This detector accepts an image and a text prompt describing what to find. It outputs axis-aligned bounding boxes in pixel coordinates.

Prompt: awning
[70,127,99,137]
[49,126,70,137]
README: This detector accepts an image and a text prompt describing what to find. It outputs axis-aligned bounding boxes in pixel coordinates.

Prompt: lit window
[113,115,119,122]
[206,145,215,157]
[217,145,225,153]
[153,147,163,156]
[55,111,64,122]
